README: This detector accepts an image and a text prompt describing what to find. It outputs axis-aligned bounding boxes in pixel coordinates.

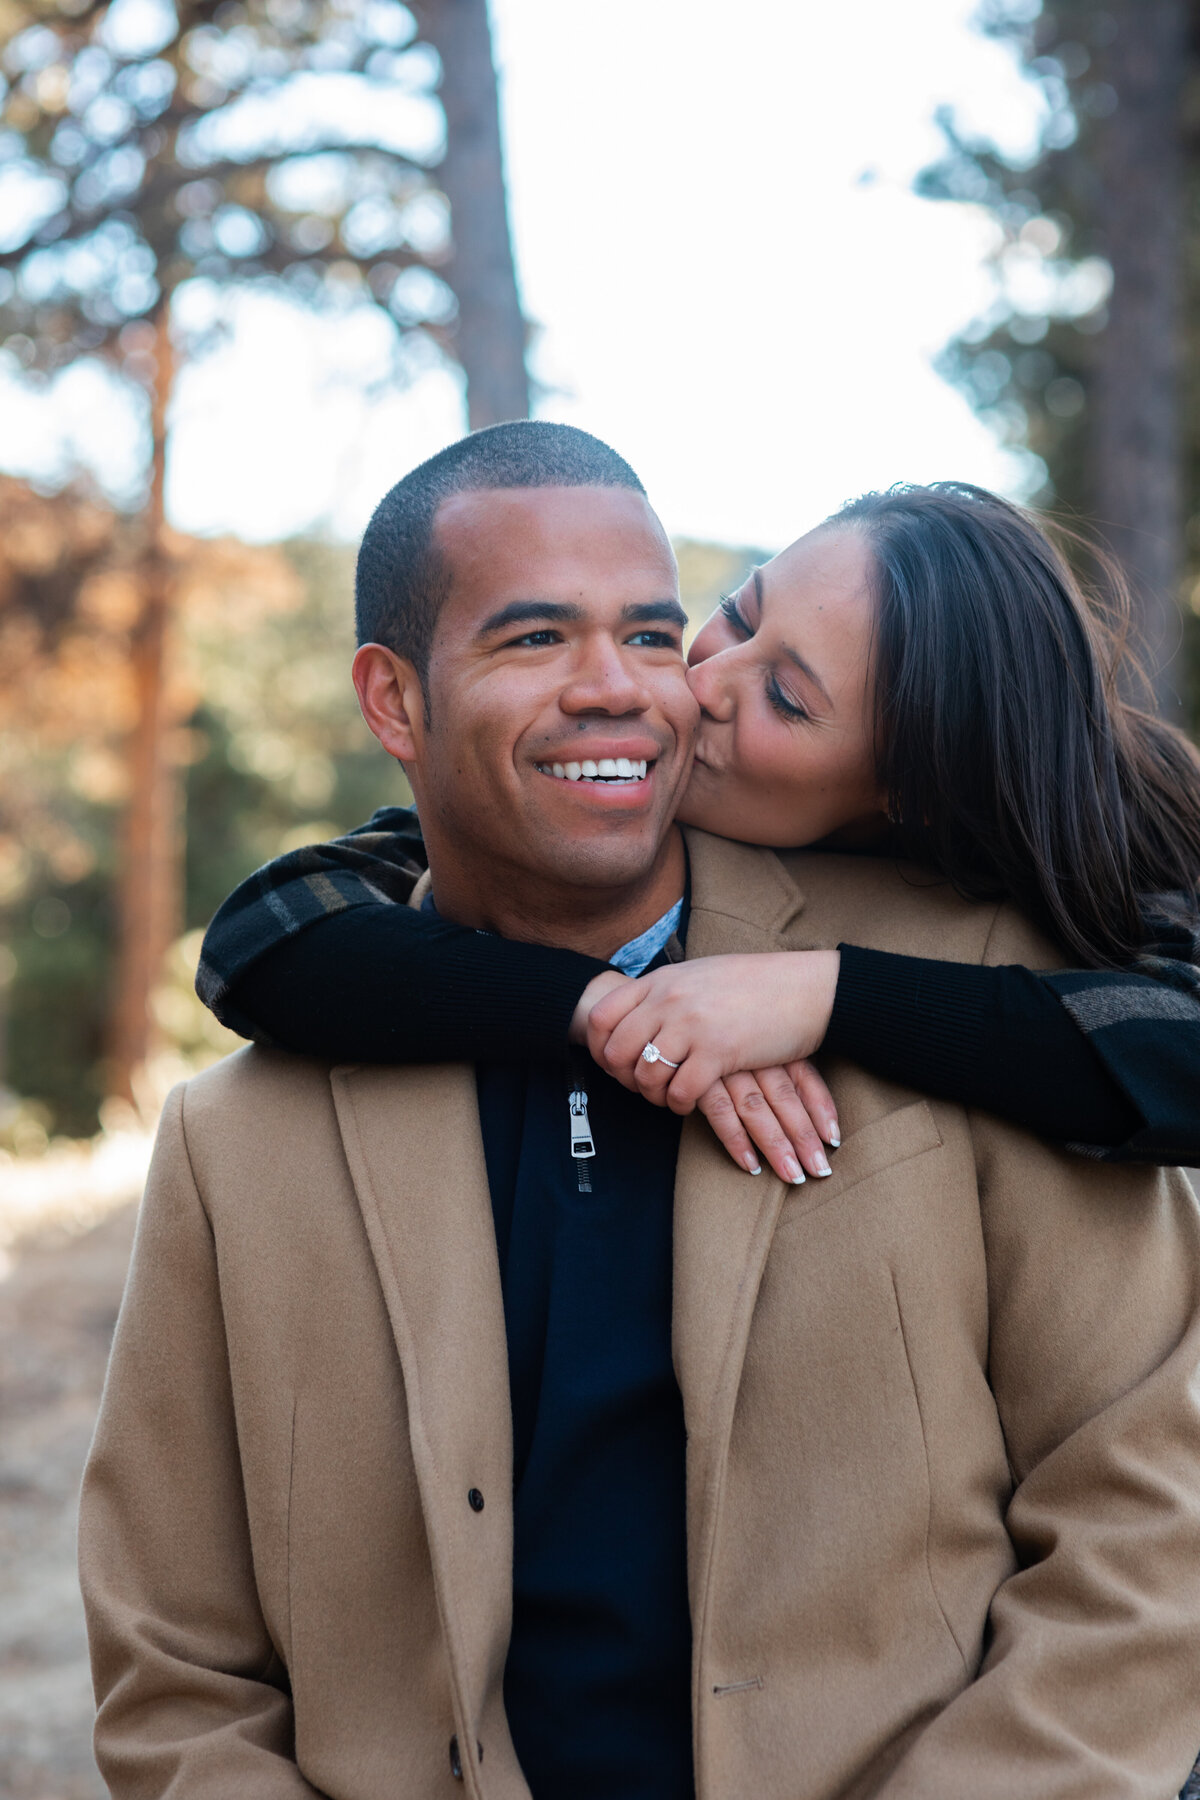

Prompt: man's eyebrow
[621,600,689,630]
[477,599,586,636]
[477,598,688,637]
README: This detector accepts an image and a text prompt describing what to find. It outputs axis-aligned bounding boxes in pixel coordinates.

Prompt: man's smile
[536,756,650,784]
[529,751,661,808]
[526,730,670,808]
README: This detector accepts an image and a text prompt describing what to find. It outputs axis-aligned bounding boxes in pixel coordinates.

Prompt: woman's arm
[231,903,609,1063]
[832,941,1200,1164]
[222,910,843,1184]
[201,817,1189,1166]
[586,945,1170,1161]
[825,947,1145,1152]
[196,804,433,1037]
[196,805,611,1059]
[197,814,844,1181]
[1039,960,1200,1165]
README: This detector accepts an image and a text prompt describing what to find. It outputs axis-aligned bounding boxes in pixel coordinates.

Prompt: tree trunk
[421,0,530,426]
[106,306,181,1103]
[1091,0,1187,717]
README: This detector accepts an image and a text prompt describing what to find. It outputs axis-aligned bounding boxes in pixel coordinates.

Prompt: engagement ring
[641,1042,680,1068]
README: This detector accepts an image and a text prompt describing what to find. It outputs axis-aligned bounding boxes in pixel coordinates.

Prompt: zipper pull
[569,1089,595,1193]
[568,1090,595,1158]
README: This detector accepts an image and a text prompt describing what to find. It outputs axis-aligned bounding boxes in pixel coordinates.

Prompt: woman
[197,482,1200,1183]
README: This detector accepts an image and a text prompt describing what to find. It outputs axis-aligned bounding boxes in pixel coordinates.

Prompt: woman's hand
[695,1064,839,1184]
[572,952,843,1182]
[587,951,840,1098]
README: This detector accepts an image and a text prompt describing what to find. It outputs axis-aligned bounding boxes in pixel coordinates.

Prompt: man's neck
[425,826,687,962]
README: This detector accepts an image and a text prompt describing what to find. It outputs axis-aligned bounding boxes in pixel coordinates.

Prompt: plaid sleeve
[195,807,428,1039]
[1041,893,1200,1166]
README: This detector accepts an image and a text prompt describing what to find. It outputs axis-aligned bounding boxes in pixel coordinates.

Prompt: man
[81,422,1200,1799]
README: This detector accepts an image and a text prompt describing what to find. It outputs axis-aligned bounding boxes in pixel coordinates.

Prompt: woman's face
[678,525,888,847]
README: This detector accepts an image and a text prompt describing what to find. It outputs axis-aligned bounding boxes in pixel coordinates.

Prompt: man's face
[412,484,697,900]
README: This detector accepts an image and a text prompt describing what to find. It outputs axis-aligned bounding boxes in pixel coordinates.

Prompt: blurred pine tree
[917,0,1197,722]
[0,0,527,1098]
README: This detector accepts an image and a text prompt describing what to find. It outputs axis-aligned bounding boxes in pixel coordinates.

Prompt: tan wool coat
[80,830,1200,1800]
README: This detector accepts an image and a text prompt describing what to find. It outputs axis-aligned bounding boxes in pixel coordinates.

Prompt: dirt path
[0,1204,137,1800]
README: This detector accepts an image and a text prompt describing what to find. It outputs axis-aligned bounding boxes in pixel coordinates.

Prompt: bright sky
[0,0,1047,554]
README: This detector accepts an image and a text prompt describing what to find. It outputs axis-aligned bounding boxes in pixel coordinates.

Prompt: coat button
[468,1487,485,1512]
[448,1735,483,1780]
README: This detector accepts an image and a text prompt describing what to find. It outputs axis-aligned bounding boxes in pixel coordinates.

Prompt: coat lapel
[673,1118,786,1602]
[674,831,808,1623]
[330,1060,515,1795]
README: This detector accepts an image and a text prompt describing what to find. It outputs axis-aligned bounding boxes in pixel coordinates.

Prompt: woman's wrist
[780,949,841,1060]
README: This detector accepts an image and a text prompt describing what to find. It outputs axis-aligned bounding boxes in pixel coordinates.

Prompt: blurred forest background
[0,0,1198,1154]
[0,0,763,1152]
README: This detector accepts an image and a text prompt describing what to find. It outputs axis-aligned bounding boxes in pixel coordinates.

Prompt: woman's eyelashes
[766,673,810,724]
[716,595,810,722]
[718,593,752,636]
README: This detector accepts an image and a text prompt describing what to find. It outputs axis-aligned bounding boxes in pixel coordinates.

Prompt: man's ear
[352,643,427,764]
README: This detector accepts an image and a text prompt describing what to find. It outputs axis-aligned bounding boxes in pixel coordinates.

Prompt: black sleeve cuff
[826,943,992,1085]
[824,943,1142,1148]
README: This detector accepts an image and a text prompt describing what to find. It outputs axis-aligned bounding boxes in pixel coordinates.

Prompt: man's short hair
[355,420,647,680]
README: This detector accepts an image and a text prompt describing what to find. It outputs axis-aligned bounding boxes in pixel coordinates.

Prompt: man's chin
[540,824,679,891]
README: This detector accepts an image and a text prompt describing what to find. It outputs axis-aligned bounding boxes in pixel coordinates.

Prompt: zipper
[563,912,683,1196]
[567,1048,596,1193]
[569,1088,595,1192]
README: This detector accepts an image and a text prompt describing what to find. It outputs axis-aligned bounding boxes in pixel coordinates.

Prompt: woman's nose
[687,612,726,667]
[687,649,735,721]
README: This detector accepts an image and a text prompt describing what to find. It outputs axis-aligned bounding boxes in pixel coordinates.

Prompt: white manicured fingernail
[813,1149,832,1177]
[828,1129,841,1148]
[743,1152,762,1175]
[783,1156,805,1184]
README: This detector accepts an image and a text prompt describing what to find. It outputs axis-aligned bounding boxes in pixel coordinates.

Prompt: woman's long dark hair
[831,482,1200,967]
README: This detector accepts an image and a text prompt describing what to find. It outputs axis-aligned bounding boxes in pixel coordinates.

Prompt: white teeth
[537,757,651,782]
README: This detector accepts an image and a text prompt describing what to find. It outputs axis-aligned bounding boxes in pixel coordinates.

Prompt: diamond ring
[642,1042,680,1068]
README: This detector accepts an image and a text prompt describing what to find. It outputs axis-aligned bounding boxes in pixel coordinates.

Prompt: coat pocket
[722,1097,1003,1715]
[713,1238,976,1746]
[780,1097,944,1224]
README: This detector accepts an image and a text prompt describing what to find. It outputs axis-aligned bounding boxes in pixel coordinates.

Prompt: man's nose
[687,648,736,721]
[560,635,651,715]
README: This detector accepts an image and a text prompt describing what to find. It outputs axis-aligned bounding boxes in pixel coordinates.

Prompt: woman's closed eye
[766,672,810,724]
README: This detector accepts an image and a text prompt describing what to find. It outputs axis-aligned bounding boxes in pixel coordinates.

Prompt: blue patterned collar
[609,898,684,976]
